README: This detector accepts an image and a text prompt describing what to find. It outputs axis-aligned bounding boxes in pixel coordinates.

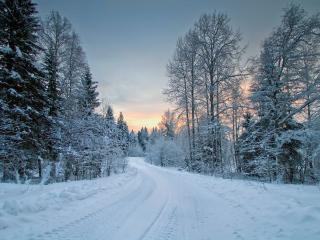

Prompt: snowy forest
[0,0,133,183]
[1,1,320,240]
[1,0,320,185]
[141,4,320,184]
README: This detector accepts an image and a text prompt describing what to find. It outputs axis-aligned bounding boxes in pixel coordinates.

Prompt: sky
[34,0,320,131]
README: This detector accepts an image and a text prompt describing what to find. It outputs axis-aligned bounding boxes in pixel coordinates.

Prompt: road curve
[25,157,320,240]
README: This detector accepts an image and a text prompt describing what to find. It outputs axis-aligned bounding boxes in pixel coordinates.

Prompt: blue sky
[34,0,320,130]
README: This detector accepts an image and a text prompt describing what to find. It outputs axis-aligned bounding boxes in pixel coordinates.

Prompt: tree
[249,4,320,182]
[164,12,244,174]
[39,11,73,182]
[0,0,50,182]
[105,105,115,125]
[102,105,123,176]
[79,66,99,116]
[149,127,161,145]
[0,3,129,183]
[195,12,243,173]
[61,31,86,115]
[158,110,177,139]
[40,10,72,117]
[165,38,193,166]
[138,127,149,152]
[165,30,201,166]
[117,112,130,155]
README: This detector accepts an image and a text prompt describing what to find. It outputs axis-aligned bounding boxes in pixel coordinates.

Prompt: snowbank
[0,167,137,239]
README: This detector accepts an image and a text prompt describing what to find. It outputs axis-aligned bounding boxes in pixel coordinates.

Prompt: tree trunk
[184,77,193,168]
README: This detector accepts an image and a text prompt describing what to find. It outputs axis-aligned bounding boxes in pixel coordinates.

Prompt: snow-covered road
[1,157,320,240]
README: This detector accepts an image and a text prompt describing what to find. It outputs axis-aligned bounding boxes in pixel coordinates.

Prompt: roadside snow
[0,168,138,239]
[0,157,319,240]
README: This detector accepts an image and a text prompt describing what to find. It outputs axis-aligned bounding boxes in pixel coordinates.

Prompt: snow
[1,157,320,240]
[0,45,12,54]
[15,47,22,58]
[10,70,21,80]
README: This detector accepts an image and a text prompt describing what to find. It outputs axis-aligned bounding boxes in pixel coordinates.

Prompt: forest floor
[1,157,320,240]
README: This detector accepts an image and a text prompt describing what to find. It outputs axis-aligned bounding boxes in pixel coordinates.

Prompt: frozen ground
[1,157,320,240]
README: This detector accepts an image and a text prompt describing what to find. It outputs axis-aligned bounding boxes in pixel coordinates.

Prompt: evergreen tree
[79,66,99,116]
[249,4,319,182]
[117,112,130,155]
[129,130,137,147]
[103,105,119,176]
[238,112,258,175]
[105,105,116,130]
[138,127,149,152]
[0,0,50,182]
[149,127,161,145]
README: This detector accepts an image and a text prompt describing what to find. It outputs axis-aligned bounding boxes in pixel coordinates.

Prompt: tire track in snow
[29,171,155,240]
[153,207,178,240]
[139,204,178,240]
[136,198,168,240]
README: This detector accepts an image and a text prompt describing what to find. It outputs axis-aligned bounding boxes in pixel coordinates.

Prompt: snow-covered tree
[158,110,177,139]
[164,12,244,175]
[79,66,99,116]
[61,31,86,115]
[117,112,130,155]
[137,127,149,152]
[0,0,50,182]
[0,1,129,183]
[248,4,320,183]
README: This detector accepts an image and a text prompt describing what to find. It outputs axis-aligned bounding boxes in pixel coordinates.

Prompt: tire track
[136,198,169,240]
[29,172,155,240]
[140,204,178,240]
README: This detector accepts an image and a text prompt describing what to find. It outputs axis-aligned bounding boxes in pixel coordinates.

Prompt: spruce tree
[105,106,116,130]
[117,112,130,155]
[249,4,318,182]
[0,0,50,182]
[138,127,149,152]
[238,112,258,176]
[79,66,99,116]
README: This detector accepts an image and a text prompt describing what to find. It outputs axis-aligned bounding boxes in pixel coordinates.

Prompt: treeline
[0,0,131,183]
[137,110,184,167]
[163,4,320,183]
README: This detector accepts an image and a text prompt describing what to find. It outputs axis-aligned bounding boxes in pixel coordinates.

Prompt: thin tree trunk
[191,56,196,160]
[183,77,193,168]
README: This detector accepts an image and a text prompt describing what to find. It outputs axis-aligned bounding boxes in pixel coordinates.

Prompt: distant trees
[0,1,129,183]
[137,127,149,152]
[164,4,320,183]
[145,111,184,167]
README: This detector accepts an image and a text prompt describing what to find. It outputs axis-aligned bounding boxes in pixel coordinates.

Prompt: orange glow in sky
[125,112,162,132]
[111,101,171,132]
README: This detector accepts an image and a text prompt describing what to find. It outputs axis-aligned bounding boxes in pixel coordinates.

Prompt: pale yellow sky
[124,112,162,132]
[112,101,170,132]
